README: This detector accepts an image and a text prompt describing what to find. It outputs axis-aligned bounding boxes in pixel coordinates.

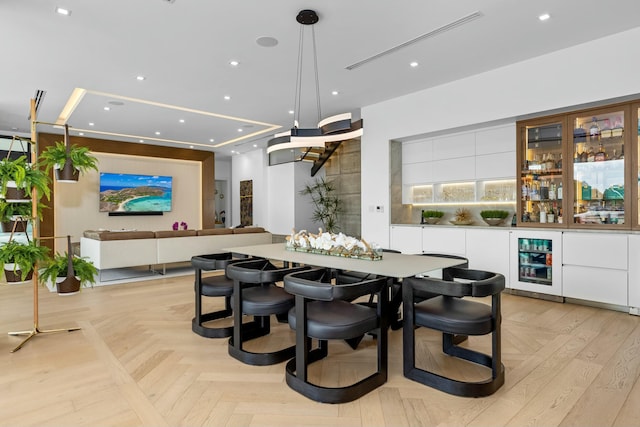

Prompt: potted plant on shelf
[39,251,98,294]
[39,140,99,182]
[422,210,444,224]
[480,209,510,226]
[0,239,50,282]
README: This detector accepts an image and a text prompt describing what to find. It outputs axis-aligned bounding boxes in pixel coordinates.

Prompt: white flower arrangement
[285,228,382,260]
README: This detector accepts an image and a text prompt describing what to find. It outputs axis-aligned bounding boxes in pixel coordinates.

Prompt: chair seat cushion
[198,275,234,297]
[289,300,379,340]
[414,296,493,335]
[237,285,294,316]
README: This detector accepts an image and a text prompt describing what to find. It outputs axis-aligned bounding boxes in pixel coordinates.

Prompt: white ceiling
[2,0,640,158]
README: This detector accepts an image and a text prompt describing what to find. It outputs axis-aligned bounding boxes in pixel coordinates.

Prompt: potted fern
[0,239,50,282]
[0,200,39,233]
[39,251,98,294]
[39,140,99,182]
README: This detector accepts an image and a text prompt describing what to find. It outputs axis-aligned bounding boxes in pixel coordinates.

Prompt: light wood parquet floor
[1,271,640,427]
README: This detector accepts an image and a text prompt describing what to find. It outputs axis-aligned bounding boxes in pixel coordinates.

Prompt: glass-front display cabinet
[567,105,630,229]
[517,116,565,227]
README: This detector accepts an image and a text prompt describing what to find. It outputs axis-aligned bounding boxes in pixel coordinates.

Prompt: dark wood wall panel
[37,133,215,250]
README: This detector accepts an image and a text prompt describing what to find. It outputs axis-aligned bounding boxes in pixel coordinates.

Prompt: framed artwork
[240,180,253,226]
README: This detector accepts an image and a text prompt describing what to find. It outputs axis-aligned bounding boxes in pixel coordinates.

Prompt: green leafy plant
[299,177,342,233]
[39,141,99,175]
[0,156,50,200]
[422,210,444,218]
[0,240,50,281]
[38,252,98,288]
[0,155,28,197]
[480,210,510,219]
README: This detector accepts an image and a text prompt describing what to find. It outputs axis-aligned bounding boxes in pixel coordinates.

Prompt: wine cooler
[510,230,562,296]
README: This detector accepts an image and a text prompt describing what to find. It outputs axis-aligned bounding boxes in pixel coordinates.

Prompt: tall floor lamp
[7,98,80,353]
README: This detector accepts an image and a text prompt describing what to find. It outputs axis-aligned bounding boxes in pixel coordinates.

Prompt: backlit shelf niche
[407,179,517,206]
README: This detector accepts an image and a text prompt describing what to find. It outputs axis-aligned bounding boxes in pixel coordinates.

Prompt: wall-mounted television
[99,172,172,213]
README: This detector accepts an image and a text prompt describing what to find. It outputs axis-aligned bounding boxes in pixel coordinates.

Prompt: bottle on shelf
[549,183,556,200]
[556,153,562,169]
[595,142,607,161]
[618,144,624,159]
[589,117,600,139]
[587,146,595,162]
[557,182,563,200]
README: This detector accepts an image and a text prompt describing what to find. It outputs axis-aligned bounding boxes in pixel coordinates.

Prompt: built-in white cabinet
[401,123,517,204]
[422,227,466,257]
[629,235,640,311]
[389,225,422,254]
[562,232,628,306]
[466,228,510,286]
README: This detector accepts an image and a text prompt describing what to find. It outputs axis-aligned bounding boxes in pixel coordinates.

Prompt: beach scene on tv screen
[99,173,172,212]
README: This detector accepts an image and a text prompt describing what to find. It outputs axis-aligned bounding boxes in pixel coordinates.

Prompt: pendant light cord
[292,19,322,129]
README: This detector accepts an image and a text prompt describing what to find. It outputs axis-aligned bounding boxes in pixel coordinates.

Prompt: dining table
[224,243,464,278]
[223,242,466,329]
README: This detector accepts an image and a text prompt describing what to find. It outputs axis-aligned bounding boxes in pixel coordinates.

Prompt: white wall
[361,27,640,248]
[215,157,232,224]
[55,152,201,252]
[267,162,296,235]
[231,149,267,228]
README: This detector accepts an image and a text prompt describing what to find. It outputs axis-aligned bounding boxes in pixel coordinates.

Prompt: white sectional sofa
[80,227,272,271]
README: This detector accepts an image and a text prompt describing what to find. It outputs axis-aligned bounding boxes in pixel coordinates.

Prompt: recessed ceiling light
[253,144,257,148]
[410,61,419,67]
[237,128,243,132]
[229,60,239,67]
[179,119,185,123]
[78,132,84,136]
[103,106,110,111]
[155,131,161,135]
[331,90,339,96]
[538,13,550,21]
[209,138,215,142]
[136,75,146,81]
[139,139,144,143]
[288,110,294,115]
[256,36,278,47]
[224,95,231,100]
[55,7,71,16]
[88,122,94,126]
[189,145,194,149]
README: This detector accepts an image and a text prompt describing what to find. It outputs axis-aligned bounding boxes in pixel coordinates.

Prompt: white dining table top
[224,243,464,278]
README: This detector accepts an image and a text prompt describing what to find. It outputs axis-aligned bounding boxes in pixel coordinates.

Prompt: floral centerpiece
[285,228,382,260]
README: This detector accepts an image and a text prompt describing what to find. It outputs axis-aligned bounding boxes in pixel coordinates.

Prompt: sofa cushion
[154,230,198,238]
[83,230,156,241]
[197,228,234,236]
[233,227,266,234]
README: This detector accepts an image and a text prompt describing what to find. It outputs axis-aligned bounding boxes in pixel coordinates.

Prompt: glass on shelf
[572,110,626,226]
[435,182,475,203]
[520,122,563,225]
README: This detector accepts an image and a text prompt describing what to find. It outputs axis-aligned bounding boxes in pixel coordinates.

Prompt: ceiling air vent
[27,89,46,120]
[345,11,483,71]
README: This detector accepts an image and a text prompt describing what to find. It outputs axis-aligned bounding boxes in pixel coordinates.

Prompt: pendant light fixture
[267,9,363,166]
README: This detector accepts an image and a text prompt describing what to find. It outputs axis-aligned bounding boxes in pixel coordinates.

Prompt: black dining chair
[191,253,251,338]
[336,248,403,330]
[226,258,310,366]
[283,268,389,403]
[402,267,505,397]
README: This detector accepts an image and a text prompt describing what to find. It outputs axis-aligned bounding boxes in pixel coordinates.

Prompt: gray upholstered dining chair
[283,268,389,403]
[402,267,505,397]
